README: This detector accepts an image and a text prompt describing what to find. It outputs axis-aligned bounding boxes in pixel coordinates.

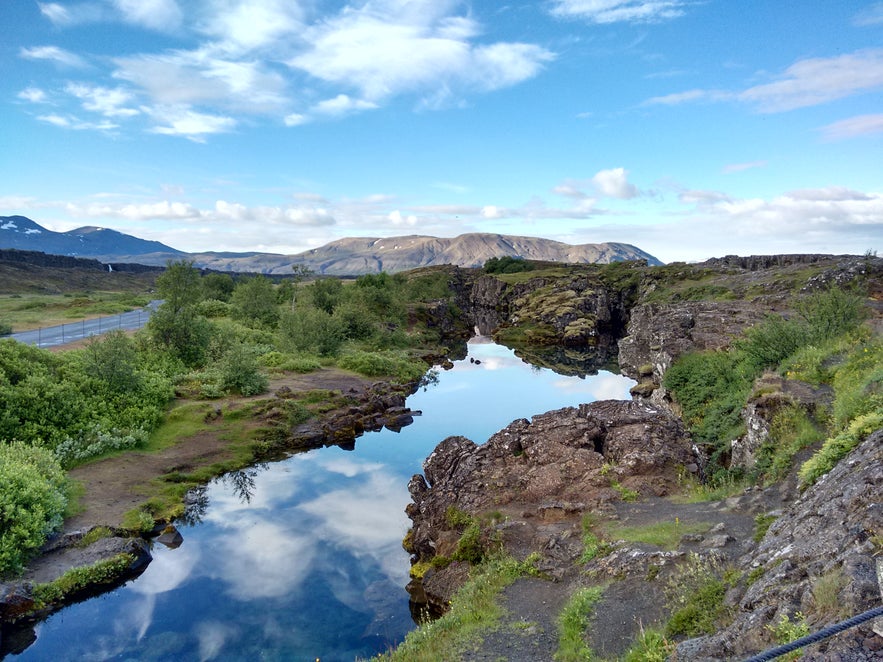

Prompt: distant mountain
[0,216,663,274]
[0,215,183,258]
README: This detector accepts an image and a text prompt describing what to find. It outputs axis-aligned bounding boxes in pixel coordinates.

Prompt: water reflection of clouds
[214,520,317,600]
[551,372,635,400]
[318,455,385,477]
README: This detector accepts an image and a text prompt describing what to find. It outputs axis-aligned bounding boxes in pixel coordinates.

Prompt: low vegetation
[373,554,540,662]
[554,586,604,661]
[663,286,877,487]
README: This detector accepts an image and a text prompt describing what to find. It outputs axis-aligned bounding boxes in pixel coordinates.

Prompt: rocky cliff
[403,252,883,659]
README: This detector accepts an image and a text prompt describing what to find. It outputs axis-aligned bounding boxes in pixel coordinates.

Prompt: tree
[231,275,280,328]
[202,272,235,302]
[156,260,202,314]
[82,330,141,394]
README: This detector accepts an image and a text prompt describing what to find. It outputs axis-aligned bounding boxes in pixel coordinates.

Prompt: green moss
[32,553,135,608]
[753,514,777,542]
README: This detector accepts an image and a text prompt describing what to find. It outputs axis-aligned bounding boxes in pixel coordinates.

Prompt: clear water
[9,340,634,661]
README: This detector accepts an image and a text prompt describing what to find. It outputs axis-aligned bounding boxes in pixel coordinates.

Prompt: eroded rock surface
[677,430,883,660]
[406,399,695,604]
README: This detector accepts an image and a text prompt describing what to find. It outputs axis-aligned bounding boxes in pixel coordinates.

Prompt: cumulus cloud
[549,0,690,24]
[197,0,304,53]
[289,1,553,104]
[592,168,639,199]
[65,83,140,117]
[20,45,88,68]
[553,168,639,202]
[66,200,201,220]
[819,114,883,141]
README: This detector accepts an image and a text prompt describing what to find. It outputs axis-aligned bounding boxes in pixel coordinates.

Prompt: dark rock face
[677,431,883,661]
[406,400,694,569]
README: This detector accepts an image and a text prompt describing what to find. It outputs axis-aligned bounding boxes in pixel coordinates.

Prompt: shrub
[799,411,883,486]
[0,443,68,576]
[337,349,427,383]
[220,344,268,396]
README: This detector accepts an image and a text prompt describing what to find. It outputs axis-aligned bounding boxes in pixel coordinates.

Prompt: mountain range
[0,215,662,274]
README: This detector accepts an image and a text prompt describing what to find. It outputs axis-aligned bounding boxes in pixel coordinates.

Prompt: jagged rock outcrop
[405,400,696,602]
[617,301,769,404]
[731,374,833,471]
[469,271,630,348]
[677,430,883,661]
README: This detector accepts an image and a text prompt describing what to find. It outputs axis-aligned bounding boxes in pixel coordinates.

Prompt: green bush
[220,344,268,396]
[0,442,68,576]
[337,350,427,383]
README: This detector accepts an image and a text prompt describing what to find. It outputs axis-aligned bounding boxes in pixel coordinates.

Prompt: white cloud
[289,2,552,104]
[645,49,883,114]
[388,210,418,226]
[197,0,304,53]
[145,105,237,140]
[67,200,201,220]
[283,112,308,126]
[549,0,690,24]
[65,83,140,117]
[820,114,883,141]
[37,113,118,131]
[592,167,639,199]
[20,45,88,69]
[113,49,289,114]
[643,88,716,106]
[312,94,378,117]
[853,3,883,26]
[738,49,883,113]
[113,0,182,32]
[18,87,48,103]
[38,2,73,25]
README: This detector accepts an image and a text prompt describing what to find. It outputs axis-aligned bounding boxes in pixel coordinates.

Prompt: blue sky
[2,1,882,263]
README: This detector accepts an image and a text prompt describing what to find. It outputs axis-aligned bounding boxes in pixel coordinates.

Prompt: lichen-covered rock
[676,429,883,660]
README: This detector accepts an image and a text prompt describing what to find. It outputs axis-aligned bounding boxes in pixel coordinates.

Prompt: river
[7,338,634,661]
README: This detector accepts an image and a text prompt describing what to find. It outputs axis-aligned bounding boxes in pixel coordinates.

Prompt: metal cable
[742,605,883,661]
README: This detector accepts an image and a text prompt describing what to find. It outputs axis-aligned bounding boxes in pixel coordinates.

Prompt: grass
[753,513,777,542]
[605,520,712,550]
[554,586,604,661]
[810,567,848,620]
[664,553,735,637]
[372,554,539,661]
[620,625,674,662]
[578,514,613,564]
[32,553,136,608]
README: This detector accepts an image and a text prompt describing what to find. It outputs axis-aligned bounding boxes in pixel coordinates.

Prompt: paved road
[8,300,162,348]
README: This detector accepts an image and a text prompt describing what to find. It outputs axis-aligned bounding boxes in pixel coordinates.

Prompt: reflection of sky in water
[14,341,633,661]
